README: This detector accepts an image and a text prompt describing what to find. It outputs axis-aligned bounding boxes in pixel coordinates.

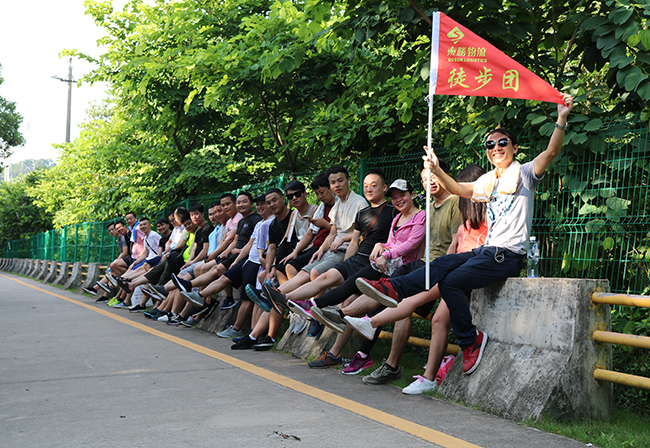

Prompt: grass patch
[529,409,650,448]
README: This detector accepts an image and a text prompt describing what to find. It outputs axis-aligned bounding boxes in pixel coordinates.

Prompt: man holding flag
[357,92,573,374]
[355,12,574,375]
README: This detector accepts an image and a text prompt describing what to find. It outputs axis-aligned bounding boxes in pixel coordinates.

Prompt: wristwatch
[555,122,567,131]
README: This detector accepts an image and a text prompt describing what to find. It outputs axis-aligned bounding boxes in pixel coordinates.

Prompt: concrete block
[36,260,51,281]
[78,263,101,293]
[197,288,242,334]
[11,259,22,273]
[0,258,7,270]
[438,278,611,422]
[52,262,70,287]
[43,261,59,284]
[19,259,33,276]
[63,262,83,290]
[28,260,42,278]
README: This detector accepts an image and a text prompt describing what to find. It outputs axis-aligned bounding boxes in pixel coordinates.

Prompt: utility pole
[52,58,75,143]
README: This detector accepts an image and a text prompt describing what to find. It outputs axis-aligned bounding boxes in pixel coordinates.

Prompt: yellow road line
[3,274,482,448]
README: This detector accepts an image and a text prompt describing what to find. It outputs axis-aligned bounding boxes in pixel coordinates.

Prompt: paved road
[0,273,594,448]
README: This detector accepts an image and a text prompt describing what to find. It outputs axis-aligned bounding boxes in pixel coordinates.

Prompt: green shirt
[426,195,462,261]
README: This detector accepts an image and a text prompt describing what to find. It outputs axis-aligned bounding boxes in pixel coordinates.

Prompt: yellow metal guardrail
[591,291,650,391]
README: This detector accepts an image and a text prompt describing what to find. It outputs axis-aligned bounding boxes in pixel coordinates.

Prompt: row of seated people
[81,162,486,395]
[80,103,575,393]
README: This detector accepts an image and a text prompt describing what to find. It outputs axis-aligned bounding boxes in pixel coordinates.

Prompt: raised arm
[534,93,574,176]
[423,146,474,199]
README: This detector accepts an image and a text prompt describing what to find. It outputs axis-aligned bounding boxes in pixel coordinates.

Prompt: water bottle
[527,236,539,278]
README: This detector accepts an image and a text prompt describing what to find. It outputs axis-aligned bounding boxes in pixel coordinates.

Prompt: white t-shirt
[328,191,367,251]
[478,161,543,254]
[143,231,162,260]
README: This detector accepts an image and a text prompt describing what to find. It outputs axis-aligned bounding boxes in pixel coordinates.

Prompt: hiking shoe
[231,336,258,350]
[307,320,324,338]
[308,350,343,368]
[166,314,184,326]
[402,375,438,395]
[355,278,399,308]
[221,296,237,310]
[116,277,131,294]
[149,285,168,301]
[95,295,109,303]
[232,333,250,344]
[96,282,112,294]
[462,330,488,375]
[171,273,192,293]
[262,283,287,313]
[344,315,375,340]
[287,299,314,319]
[82,286,97,296]
[362,359,401,385]
[253,335,275,351]
[245,284,271,312]
[107,298,120,307]
[180,316,198,327]
[217,325,243,339]
[342,353,374,375]
[181,290,204,307]
[129,304,146,313]
[144,308,164,319]
[105,273,118,287]
[311,306,346,333]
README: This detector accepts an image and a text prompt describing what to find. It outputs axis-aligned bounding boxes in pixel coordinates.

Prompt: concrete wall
[439,278,612,422]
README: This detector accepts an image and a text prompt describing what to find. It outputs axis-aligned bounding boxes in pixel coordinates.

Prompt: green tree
[0,171,53,245]
[0,63,25,161]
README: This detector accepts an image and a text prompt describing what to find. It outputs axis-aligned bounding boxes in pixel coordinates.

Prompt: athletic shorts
[302,250,346,276]
[224,260,262,292]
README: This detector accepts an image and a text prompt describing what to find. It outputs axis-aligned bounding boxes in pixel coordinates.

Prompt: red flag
[429,12,564,104]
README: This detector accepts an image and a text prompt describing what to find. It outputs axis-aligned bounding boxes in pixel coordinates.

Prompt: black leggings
[313,264,384,308]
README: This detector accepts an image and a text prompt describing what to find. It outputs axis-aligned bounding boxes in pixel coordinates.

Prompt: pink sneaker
[342,352,374,375]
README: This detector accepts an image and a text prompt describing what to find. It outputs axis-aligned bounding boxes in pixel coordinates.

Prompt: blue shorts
[223,260,262,295]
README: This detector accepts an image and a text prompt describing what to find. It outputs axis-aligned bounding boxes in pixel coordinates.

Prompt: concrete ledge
[36,260,51,281]
[43,261,59,284]
[52,262,70,287]
[197,288,242,334]
[438,278,611,422]
[19,259,33,276]
[78,263,101,293]
[28,260,42,278]
[63,262,83,290]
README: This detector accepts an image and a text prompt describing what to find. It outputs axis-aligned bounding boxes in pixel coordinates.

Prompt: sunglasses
[484,138,510,151]
[286,191,303,200]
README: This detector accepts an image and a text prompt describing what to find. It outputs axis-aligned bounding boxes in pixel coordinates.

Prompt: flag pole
[425,12,440,290]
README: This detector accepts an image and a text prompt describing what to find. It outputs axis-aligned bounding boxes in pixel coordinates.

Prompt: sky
[0,1,115,165]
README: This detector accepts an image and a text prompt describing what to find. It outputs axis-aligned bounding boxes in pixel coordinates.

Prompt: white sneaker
[343,315,375,340]
[402,375,438,395]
